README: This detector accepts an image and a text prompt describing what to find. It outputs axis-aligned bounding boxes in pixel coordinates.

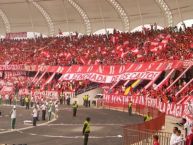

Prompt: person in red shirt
[186,127,193,145]
[153,135,160,145]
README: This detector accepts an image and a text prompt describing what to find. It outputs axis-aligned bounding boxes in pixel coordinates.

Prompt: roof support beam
[28,0,54,36]
[155,0,173,27]
[106,0,129,31]
[0,9,10,33]
[67,0,91,34]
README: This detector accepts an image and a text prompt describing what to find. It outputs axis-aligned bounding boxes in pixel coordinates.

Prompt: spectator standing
[184,120,193,137]
[48,102,52,121]
[32,106,38,126]
[66,95,70,106]
[10,106,16,130]
[60,93,64,105]
[186,127,193,145]
[31,96,34,107]
[170,127,179,145]
[41,103,46,121]
[36,103,40,121]
[55,101,59,118]
[173,130,184,145]
[153,135,160,145]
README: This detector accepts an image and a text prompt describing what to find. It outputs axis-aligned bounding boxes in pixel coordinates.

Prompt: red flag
[131,48,139,54]
[66,52,71,60]
[121,51,129,58]
[123,41,129,47]
[150,46,158,52]
[87,59,92,65]
[59,52,64,57]
[80,57,86,64]
[41,51,50,58]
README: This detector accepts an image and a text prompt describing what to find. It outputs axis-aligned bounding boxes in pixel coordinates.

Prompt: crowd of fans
[106,68,193,103]
[0,26,193,66]
[0,25,193,103]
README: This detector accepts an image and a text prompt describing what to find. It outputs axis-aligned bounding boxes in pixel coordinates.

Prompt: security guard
[25,96,30,110]
[128,100,133,115]
[144,112,152,121]
[83,95,86,106]
[82,117,91,145]
[72,101,78,117]
[85,95,89,107]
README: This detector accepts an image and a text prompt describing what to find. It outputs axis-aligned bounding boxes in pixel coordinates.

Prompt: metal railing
[97,99,171,145]
[75,83,99,96]
[123,129,171,145]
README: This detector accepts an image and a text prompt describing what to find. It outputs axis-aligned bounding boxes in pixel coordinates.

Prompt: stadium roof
[0,0,192,36]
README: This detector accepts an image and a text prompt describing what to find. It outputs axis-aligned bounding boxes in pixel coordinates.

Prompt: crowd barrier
[97,99,171,145]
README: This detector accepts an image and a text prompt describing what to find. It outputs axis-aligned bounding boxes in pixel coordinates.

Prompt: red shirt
[153,141,160,145]
[186,133,193,145]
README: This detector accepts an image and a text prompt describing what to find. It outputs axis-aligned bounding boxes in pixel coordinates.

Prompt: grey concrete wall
[71,88,103,105]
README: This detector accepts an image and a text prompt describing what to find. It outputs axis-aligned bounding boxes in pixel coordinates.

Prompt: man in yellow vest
[82,117,91,145]
[25,96,30,110]
[144,112,153,121]
[83,95,86,107]
[85,95,89,107]
[128,100,133,115]
[72,101,78,117]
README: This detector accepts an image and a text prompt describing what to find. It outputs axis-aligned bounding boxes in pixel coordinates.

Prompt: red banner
[18,90,58,100]
[32,90,58,100]
[0,61,184,83]
[4,71,26,78]
[0,86,13,94]
[103,94,193,119]
[0,61,183,72]
[60,71,161,83]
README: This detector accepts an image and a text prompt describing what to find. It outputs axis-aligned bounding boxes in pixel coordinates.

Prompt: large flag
[124,80,142,95]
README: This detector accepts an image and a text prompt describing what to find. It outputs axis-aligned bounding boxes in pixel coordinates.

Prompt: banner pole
[175,78,193,96]
[167,65,192,90]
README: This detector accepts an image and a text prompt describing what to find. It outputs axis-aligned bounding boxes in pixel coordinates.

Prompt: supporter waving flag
[131,47,139,54]
[41,51,50,58]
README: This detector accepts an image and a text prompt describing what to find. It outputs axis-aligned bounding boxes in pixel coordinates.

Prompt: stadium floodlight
[67,0,91,34]
[106,0,129,32]
[0,9,11,33]
[155,0,173,27]
[28,0,54,36]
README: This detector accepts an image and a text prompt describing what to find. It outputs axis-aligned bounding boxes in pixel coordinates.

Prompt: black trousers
[26,102,29,109]
[33,117,37,126]
[42,110,46,120]
[84,133,89,145]
[128,107,132,115]
[73,109,77,117]
[31,102,34,107]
